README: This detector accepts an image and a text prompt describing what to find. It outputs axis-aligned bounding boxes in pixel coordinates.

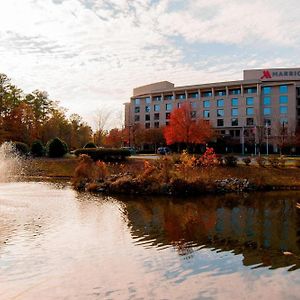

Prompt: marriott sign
[243,68,300,81]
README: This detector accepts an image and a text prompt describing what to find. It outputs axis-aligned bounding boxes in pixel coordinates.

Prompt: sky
[0,0,300,128]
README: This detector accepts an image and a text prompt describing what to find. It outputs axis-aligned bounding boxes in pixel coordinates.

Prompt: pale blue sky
[0,0,299,127]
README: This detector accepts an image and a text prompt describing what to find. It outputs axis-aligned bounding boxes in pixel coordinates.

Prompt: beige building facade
[125,68,300,152]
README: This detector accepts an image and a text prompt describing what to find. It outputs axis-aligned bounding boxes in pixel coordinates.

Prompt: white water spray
[0,142,24,182]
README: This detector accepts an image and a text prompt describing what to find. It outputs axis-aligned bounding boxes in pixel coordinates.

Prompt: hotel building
[124,68,300,152]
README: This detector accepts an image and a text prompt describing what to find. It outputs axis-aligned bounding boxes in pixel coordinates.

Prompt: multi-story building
[124,68,300,153]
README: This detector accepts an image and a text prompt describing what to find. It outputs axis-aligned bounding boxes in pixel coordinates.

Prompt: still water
[0,182,299,299]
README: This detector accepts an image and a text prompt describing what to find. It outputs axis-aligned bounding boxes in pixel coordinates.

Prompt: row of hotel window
[133,86,288,105]
[134,96,288,113]
[134,105,288,123]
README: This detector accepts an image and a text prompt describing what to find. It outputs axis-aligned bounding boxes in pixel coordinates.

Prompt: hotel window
[164,95,173,100]
[279,95,288,104]
[145,123,150,129]
[145,106,150,112]
[231,98,238,106]
[134,106,140,113]
[264,119,271,126]
[153,95,162,101]
[280,118,288,124]
[279,85,288,94]
[216,90,226,96]
[134,98,140,105]
[217,109,224,117]
[217,99,224,107]
[177,103,182,108]
[245,87,257,94]
[134,115,140,122]
[203,100,210,108]
[262,87,271,94]
[145,114,150,121]
[176,93,186,100]
[154,122,159,128]
[217,119,224,127]
[202,91,212,97]
[191,111,196,118]
[280,106,288,114]
[231,118,238,126]
[247,118,254,126]
[166,112,171,119]
[190,102,197,109]
[166,103,172,111]
[203,110,210,118]
[188,92,199,99]
[263,97,271,105]
[246,107,254,115]
[231,108,238,116]
[263,107,271,115]
[145,97,151,104]
[154,113,160,120]
[229,88,241,95]
[154,104,160,112]
[246,97,254,106]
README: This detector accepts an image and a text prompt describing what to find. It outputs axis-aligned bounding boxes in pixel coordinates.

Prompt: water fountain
[0,142,24,182]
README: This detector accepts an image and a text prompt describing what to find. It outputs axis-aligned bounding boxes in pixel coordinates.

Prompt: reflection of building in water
[124,194,300,270]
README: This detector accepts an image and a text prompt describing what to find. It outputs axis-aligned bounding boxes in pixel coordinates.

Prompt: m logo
[260,70,272,80]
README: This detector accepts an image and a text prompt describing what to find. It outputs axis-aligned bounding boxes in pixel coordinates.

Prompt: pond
[0,181,299,299]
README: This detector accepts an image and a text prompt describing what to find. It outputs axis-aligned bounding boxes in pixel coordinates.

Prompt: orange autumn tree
[164,103,213,148]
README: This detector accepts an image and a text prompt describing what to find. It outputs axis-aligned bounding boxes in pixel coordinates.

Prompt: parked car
[121,147,137,155]
[157,147,171,155]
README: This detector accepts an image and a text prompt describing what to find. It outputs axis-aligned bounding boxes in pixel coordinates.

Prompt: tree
[104,128,124,148]
[164,103,213,149]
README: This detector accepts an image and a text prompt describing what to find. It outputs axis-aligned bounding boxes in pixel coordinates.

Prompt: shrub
[74,148,131,161]
[31,140,45,157]
[268,157,279,168]
[242,157,251,166]
[46,137,68,158]
[198,147,217,167]
[83,142,97,149]
[255,156,266,167]
[224,155,238,167]
[14,142,29,155]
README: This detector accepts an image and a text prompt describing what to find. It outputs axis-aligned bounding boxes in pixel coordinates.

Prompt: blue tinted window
[203,110,210,118]
[263,107,271,115]
[176,94,186,100]
[188,92,199,99]
[217,109,224,117]
[262,87,271,94]
[245,87,257,94]
[154,104,160,111]
[134,106,140,113]
[246,97,254,105]
[246,107,254,115]
[190,102,197,109]
[202,91,212,97]
[280,106,288,114]
[230,89,241,95]
[165,103,172,111]
[217,99,224,107]
[203,100,210,108]
[134,98,140,105]
[279,95,288,104]
[263,97,271,105]
[164,95,173,100]
[279,85,288,94]
[153,96,162,101]
[216,90,226,96]
[231,98,238,106]
[145,106,150,112]
[145,97,151,104]
[231,108,238,116]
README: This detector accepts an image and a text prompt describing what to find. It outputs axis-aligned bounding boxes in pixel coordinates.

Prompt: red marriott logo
[260,70,272,80]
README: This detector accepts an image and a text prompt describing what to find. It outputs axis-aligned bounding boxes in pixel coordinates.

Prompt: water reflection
[121,192,300,271]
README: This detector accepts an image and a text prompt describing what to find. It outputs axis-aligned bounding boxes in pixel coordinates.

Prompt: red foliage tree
[164,103,213,146]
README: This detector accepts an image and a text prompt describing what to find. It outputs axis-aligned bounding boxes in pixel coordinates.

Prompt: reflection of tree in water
[119,192,300,271]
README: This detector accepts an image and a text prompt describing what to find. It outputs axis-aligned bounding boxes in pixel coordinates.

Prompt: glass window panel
[217,99,224,107]
[280,106,288,114]
[203,110,210,118]
[279,95,288,104]
[263,97,271,105]
[203,100,210,108]
[262,87,271,94]
[154,104,160,112]
[246,97,254,105]
[263,107,271,115]
[246,107,254,115]
[217,109,224,117]
[279,85,288,94]
[231,108,238,116]
[231,98,238,106]
[166,103,172,111]
[231,118,238,126]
